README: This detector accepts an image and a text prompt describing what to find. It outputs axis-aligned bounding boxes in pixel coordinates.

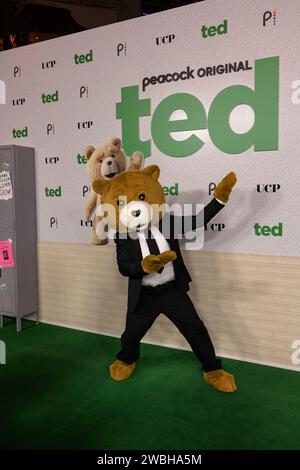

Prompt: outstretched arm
[167,172,237,237]
[170,198,224,237]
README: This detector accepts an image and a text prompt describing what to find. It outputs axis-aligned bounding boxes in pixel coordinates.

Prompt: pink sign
[0,239,15,268]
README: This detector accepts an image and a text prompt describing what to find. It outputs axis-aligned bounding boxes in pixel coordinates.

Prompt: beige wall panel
[36,242,300,371]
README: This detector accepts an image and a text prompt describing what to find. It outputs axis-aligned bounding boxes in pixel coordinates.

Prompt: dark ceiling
[0,0,206,50]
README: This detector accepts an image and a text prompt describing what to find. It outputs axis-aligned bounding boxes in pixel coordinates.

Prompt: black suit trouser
[117,283,222,372]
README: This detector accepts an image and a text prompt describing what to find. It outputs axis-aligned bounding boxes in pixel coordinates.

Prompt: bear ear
[142,165,160,181]
[92,179,109,195]
[85,145,95,160]
[109,137,121,149]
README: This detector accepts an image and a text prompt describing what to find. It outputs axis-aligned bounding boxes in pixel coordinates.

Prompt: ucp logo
[0,80,6,104]
[116,56,279,158]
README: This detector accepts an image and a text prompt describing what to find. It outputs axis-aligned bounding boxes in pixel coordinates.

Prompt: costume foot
[203,369,237,393]
[109,360,136,381]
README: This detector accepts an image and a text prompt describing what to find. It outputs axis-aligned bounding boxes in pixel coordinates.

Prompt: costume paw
[109,360,136,381]
[141,254,163,273]
[159,250,177,263]
[141,250,177,273]
[92,218,108,245]
[203,369,237,393]
[91,236,108,246]
[214,172,237,203]
[129,151,144,170]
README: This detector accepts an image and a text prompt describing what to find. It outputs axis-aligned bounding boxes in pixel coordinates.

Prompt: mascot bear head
[85,137,126,182]
[92,165,165,233]
[85,137,144,183]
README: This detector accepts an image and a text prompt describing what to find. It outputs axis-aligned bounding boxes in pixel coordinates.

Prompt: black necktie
[146,229,160,255]
[145,229,164,273]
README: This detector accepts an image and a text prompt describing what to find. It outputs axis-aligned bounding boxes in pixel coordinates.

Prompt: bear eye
[111,154,115,158]
[117,199,125,207]
[139,193,146,200]
[99,159,103,163]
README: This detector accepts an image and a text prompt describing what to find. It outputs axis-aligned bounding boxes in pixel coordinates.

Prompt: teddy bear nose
[107,160,112,166]
[131,210,141,217]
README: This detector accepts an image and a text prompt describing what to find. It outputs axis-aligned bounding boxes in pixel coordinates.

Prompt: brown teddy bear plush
[84,137,144,245]
[92,165,238,393]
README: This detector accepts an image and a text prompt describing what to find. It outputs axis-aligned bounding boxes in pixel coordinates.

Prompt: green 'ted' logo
[116,56,279,158]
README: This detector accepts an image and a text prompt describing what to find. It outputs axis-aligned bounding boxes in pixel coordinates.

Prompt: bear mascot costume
[93,165,237,393]
[84,137,144,245]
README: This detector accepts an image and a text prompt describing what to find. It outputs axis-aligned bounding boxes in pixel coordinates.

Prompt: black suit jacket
[114,198,224,312]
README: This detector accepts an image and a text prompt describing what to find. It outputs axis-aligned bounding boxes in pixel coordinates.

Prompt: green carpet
[0,318,299,450]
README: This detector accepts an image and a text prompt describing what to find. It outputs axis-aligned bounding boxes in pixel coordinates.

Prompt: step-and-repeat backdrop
[0,0,299,255]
